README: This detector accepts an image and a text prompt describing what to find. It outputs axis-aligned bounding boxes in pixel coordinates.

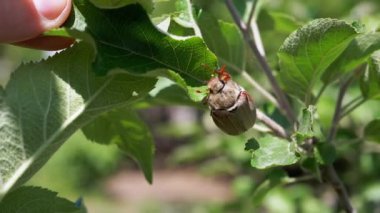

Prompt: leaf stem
[256,109,289,138]
[339,97,366,120]
[327,78,354,142]
[341,95,362,112]
[225,0,296,124]
[219,58,278,107]
[246,0,259,29]
[241,71,278,106]
[327,65,364,142]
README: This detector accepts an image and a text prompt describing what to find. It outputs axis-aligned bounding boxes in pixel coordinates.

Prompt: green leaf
[247,136,299,169]
[0,43,156,196]
[141,77,207,107]
[197,11,247,71]
[82,108,154,183]
[70,0,217,86]
[294,105,323,143]
[258,10,302,34]
[139,68,208,106]
[364,119,380,143]
[314,142,336,165]
[323,33,380,83]
[300,157,322,181]
[360,52,380,99]
[168,18,195,36]
[0,186,86,212]
[245,138,259,151]
[153,70,208,103]
[89,0,153,11]
[150,0,178,22]
[278,18,357,102]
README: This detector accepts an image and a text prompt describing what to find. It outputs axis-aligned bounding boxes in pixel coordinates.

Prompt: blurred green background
[1,0,380,212]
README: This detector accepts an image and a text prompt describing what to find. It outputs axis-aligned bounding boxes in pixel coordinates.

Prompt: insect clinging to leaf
[203,65,257,135]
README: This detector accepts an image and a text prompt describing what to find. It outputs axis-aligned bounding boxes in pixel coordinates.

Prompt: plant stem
[327,82,350,142]
[339,97,366,120]
[325,165,355,213]
[241,71,278,106]
[246,0,259,31]
[256,109,288,138]
[219,58,279,107]
[325,76,356,213]
[225,0,296,124]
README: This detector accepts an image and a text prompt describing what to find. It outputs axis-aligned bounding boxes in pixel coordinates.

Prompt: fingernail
[33,0,68,20]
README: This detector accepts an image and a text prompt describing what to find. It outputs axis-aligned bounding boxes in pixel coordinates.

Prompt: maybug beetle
[204,65,257,135]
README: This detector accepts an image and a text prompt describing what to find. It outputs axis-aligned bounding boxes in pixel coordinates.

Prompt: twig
[327,75,357,142]
[284,175,315,186]
[256,109,288,138]
[324,75,356,213]
[339,97,366,120]
[225,0,296,124]
[341,96,362,112]
[219,58,279,107]
[246,0,258,29]
[325,165,355,213]
[241,71,278,106]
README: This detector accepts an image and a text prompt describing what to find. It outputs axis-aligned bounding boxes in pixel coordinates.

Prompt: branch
[219,58,279,107]
[325,75,357,213]
[241,71,278,107]
[246,0,258,28]
[339,97,366,120]
[325,165,355,213]
[224,0,296,124]
[327,77,354,142]
[256,109,288,138]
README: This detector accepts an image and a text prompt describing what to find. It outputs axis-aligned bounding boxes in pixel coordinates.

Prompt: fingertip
[33,0,68,20]
[0,0,72,43]
[35,0,72,31]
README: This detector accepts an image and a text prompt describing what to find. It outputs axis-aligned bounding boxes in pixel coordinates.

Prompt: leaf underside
[0,186,85,213]
[82,108,154,183]
[247,136,299,169]
[71,0,217,86]
[0,43,156,196]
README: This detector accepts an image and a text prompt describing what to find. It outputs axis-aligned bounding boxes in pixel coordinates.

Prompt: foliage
[0,186,85,213]
[1,0,380,212]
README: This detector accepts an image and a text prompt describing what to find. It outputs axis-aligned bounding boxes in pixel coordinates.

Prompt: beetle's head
[207,77,224,94]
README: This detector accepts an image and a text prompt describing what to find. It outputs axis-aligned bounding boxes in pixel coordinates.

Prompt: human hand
[0,0,74,50]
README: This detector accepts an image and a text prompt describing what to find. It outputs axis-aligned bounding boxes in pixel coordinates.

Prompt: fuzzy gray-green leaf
[247,136,299,169]
[0,186,86,213]
[82,109,154,183]
[0,43,156,196]
[322,33,380,84]
[278,18,357,102]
